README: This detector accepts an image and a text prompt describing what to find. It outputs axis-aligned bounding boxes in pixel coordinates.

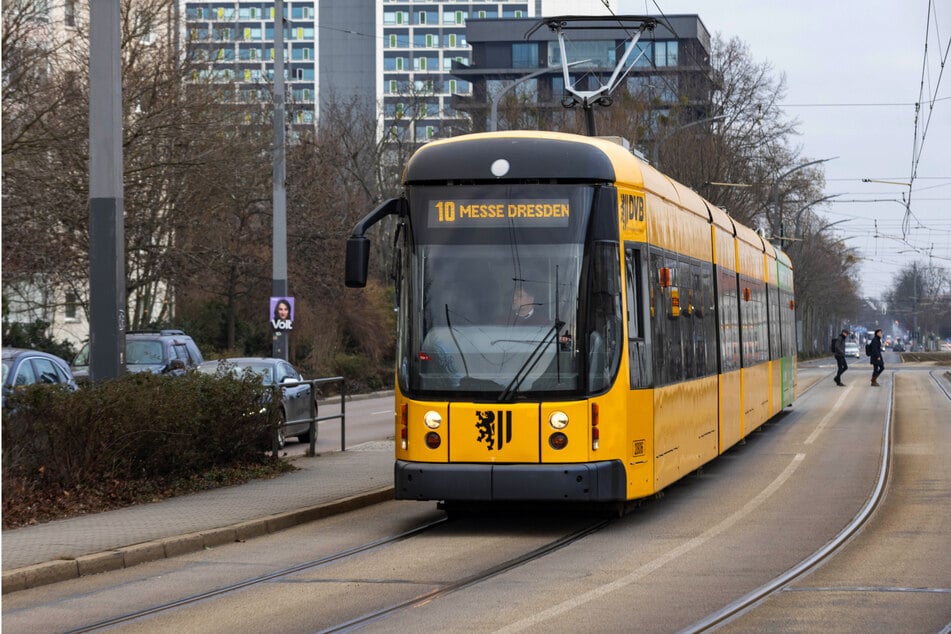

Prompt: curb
[1,486,394,595]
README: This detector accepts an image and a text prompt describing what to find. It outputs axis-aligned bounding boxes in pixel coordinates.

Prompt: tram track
[318,518,611,633]
[682,378,900,633]
[64,514,611,633]
[64,517,450,634]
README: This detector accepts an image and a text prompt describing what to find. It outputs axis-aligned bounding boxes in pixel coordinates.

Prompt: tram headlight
[549,432,568,450]
[548,410,569,430]
[424,410,442,429]
[425,432,441,449]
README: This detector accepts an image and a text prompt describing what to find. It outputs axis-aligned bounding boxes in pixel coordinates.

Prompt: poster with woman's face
[270,297,294,331]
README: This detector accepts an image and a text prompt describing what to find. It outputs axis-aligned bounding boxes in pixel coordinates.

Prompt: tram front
[346,133,629,503]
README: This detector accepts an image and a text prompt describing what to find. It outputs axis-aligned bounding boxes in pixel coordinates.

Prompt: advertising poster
[270,297,294,331]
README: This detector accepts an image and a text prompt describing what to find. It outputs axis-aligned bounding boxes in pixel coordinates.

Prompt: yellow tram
[346,131,796,506]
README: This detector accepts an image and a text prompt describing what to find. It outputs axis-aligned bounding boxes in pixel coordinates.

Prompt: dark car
[197,357,315,448]
[2,347,78,408]
[72,330,204,379]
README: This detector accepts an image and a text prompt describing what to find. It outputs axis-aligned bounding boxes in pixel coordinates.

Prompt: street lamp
[651,114,727,168]
[771,157,837,249]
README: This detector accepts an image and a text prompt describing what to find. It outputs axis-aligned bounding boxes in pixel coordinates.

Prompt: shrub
[1,371,280,492]
[332,352,391,394]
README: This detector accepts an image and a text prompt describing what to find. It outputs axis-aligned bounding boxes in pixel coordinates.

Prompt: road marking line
[494,454,807,633]
[804,383,852,445]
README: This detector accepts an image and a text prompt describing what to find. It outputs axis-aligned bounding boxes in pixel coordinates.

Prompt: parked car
[72,330,204,379]
[197,357,315,448]
[2,347,78,408]
[844,341,860,358]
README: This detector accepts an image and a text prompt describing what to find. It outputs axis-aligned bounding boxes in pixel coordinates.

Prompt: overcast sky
[613,0,950,299]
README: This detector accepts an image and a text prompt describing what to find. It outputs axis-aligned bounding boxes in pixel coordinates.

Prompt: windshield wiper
[497,319,564,402]
[444,303,472,380]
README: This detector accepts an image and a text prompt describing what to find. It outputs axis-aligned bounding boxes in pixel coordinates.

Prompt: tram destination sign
[428,198,571,228]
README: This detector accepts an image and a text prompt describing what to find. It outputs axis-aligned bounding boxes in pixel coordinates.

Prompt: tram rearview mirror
[345,237,371,288]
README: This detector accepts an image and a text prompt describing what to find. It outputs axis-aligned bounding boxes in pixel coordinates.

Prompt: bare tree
[2,0,276,337]
[886,263,951,347]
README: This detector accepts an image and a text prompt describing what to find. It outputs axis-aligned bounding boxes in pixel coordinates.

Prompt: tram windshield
[397,184,616,400]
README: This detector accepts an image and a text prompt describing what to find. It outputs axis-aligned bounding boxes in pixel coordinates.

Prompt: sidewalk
[2,440,395,594]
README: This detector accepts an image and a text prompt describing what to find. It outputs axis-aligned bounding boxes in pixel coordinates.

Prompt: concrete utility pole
[272,0,289,361]
[88,0,126,380]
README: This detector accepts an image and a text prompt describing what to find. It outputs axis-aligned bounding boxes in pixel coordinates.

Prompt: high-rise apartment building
[182,1,614,136]
[184,0,319,126]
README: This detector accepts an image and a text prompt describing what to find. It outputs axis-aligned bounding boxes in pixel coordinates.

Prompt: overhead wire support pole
[272,0,288,361]
[88,0,125,380]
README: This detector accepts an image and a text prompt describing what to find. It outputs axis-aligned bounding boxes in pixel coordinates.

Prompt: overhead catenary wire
[905,0,950,238]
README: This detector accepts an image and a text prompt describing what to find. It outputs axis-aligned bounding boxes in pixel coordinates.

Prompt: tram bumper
[394,459,627,502]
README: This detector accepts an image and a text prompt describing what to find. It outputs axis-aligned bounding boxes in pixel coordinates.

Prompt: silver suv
[73,330,204,379]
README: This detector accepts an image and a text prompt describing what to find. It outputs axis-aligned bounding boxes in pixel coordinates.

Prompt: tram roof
[402,131,778,259]
[403,131,625,184]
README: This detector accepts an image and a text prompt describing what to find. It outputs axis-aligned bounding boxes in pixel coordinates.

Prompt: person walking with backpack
[869,328,885,386]
[832,329,850,386]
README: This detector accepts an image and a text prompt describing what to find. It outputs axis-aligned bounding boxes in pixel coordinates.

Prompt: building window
[655,41,679,67]
[512,43,537,69]
[64,292,78,321]
[64,0,75,27]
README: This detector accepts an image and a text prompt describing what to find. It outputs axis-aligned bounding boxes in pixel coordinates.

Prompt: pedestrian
[869,328,884,386]
[833,328,849,386]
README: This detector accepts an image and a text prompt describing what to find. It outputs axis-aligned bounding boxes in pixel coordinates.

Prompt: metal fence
[272,376,346,457]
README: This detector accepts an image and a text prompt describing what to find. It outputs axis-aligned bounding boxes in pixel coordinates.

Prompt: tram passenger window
[625,247,650,389]
[587,243,621,392]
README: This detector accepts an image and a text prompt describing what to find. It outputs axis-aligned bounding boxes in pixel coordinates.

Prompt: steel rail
[318,518,612,634]
[928,369,951,401]
[64,517,448,634]
[681,378,896,633]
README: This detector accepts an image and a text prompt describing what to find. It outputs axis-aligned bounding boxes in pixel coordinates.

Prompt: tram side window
[649,250,684,386]
[680,259,696,380]
[625,246,650,388]
[767,282,781,360]
[701,262,718,375]
[739,277,768,366]
[672,258,716,381]
[717,267,740,372]
[781,288,796,357]
[587,243,622,393]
